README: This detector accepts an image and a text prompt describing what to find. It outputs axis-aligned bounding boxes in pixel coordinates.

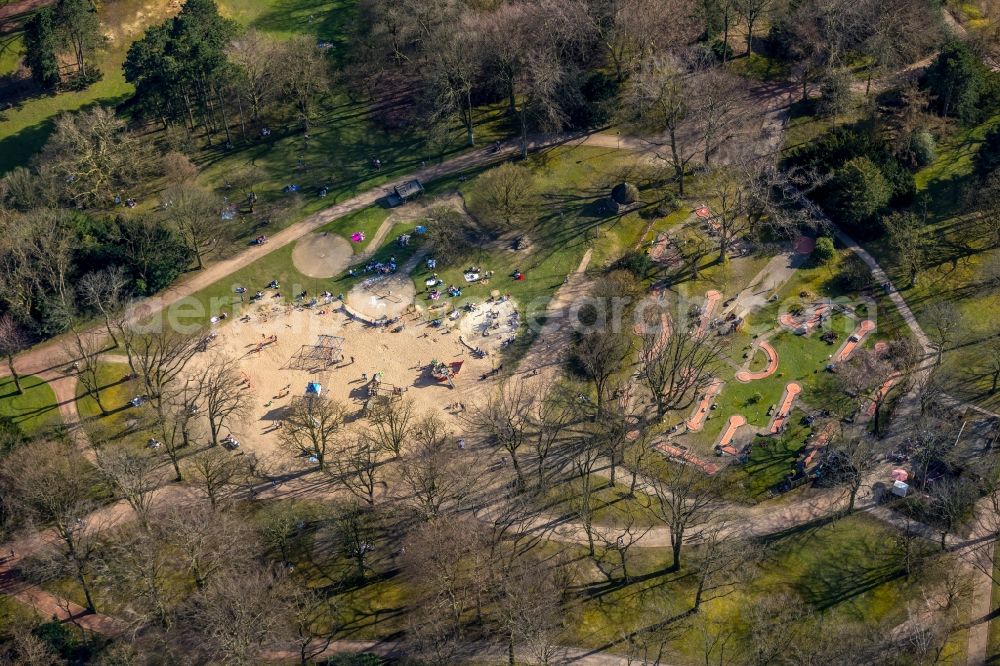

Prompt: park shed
[388,180,424,207]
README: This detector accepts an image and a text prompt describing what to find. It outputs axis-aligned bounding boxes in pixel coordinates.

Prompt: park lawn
[669,513,939,662]
[725,52,790,82]
[0,0,187,173]
[0,374,60,437]
[722,422,812,501]
[317,206,391,254]
[76,360,155,451]
[782,100,864,156]
[540,474,658,529]
[568,513,931,662]
[914,112,1000,213]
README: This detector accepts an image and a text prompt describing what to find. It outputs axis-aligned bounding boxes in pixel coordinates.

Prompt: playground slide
[833,319,875,363]
[694,290,722,338]
[768,382,802,434]
[716,414,747,456]
[735,339,778,382]
[686,379,724,432]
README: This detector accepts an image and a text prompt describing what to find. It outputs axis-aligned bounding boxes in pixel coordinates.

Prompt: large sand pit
[188,304,502,469]
[292,232,353,278]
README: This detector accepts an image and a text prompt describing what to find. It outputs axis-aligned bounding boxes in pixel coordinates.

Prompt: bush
[710,39,734,62]
[835,254,875,292]
[974,124,1000,178]
[828,157,892,231]
[817,69,853,118]
[908,129,937,167]
[812,236,836,263]
[611,182,640,206]
[614,250,652,278]
[746,391,763,405]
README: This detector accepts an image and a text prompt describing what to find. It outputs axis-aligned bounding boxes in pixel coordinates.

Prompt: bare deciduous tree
[330,436,383,506]
[79,266,128,348]
[469,378,534,491]
[95,448,160,528]
[0,314,28,394]
[398,413,474,519]
[0,440,102,611]
[279,395,347,471]
[185,447,246,510]
[639,317,723,418]
[366,395,414,458]
[197,355,253,447]
[641,458,717,571]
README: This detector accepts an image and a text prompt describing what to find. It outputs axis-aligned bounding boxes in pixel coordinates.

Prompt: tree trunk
[670,530,683,571]
[991,371,998,394]
[670,530,684,571]
[6,355,21,394]
[465,89,475,147]
[235,92,248,143]
[520,103,528,159]
[722,12,730,64]
[215,85,233,145]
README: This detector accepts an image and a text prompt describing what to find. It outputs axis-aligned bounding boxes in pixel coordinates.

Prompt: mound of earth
[346,273,417,320]
[292,233,352,278]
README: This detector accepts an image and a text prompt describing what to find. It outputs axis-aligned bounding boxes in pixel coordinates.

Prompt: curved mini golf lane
[735,339,778,382]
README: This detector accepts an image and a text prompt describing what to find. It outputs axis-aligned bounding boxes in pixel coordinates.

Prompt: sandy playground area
[191,301,507,465]
[292,232,353,278]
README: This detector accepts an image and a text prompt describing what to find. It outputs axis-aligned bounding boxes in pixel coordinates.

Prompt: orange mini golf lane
[769,382,802,434]
[716,414,747,455]
[833,319,875,363]
[736,339,778,382]
[686,379,724,431]
[694,290,722,338]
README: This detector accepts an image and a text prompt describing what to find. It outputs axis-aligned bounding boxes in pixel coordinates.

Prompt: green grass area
[782,100,863,155]
[914,113,1000,213]
[723,422,811,500]
[568,513,939,662]
[0,374,60,437]
[317,206,391,254]
[726,52,790,82]
[76,359,153,450]
[540,473,658,528]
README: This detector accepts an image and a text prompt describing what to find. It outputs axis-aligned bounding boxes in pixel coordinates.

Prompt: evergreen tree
[23,8,61,89]
[922,42,994,124]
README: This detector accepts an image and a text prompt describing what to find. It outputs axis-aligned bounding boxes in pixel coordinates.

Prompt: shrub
[812,236,836,263]
[817,69,853,118]
[611,182,640,206]
[614,250,652,278]
[908,129,937,167]
[746,391,763,405]
[710,39,734,62]
[974,124,1000,178]
[828,157,892,230]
